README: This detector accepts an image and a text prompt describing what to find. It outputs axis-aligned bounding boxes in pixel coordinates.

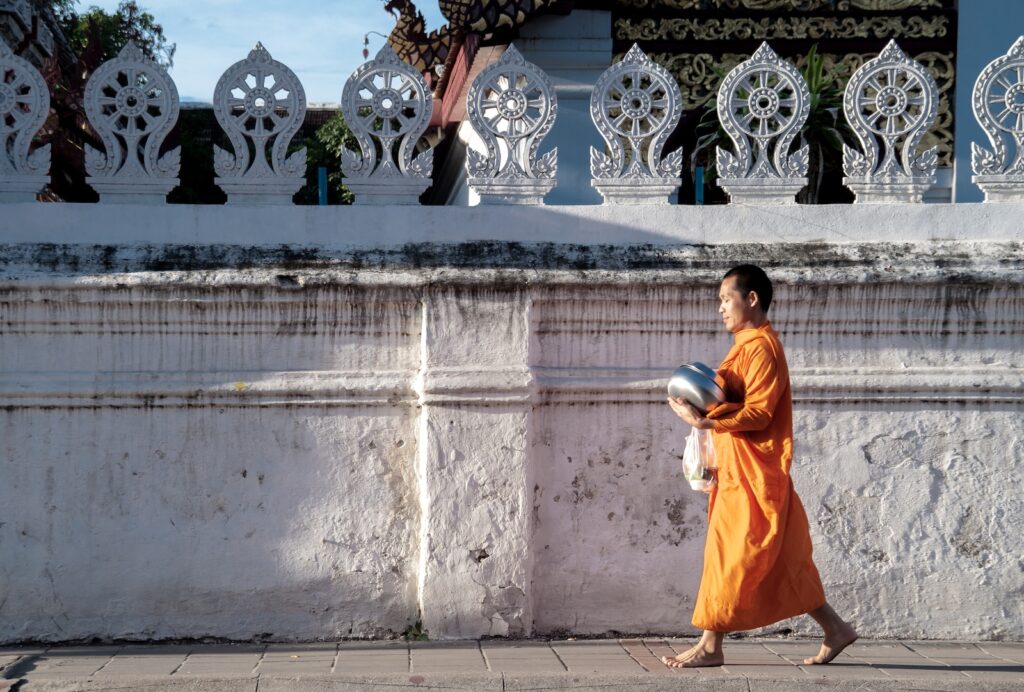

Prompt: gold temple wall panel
[610,0,957,166]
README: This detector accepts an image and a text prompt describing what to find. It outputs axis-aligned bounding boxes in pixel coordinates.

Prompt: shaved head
[723,264,773,313]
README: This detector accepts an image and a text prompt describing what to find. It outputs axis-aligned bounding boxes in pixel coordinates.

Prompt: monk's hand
[668,397,712,430]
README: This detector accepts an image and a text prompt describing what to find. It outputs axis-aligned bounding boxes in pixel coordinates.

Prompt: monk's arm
[707,345,782,433]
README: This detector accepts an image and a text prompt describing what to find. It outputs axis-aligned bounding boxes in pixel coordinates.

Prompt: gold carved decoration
[632,52,747,110]
[627,50,955,165]
[838,0,942,9]
[615,0,942,11]
[615,16,948,42]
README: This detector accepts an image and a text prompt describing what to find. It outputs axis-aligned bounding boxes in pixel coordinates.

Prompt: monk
[663,264,858,668]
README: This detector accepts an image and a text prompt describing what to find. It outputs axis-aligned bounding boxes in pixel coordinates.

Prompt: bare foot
[661,643,699,667]
[804,624,859,665]
[661,645,724,668]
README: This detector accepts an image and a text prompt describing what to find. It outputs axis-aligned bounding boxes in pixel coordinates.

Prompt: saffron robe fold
[691,321,826,632]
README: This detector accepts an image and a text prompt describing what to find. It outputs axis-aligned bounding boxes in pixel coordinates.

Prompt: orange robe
[691,321,826,632]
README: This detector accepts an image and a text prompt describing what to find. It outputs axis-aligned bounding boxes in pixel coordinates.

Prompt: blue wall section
[954,0,1024,202]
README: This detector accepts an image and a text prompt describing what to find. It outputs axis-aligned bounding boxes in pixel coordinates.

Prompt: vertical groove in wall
[414,294,431,622]
[523,294,539,636]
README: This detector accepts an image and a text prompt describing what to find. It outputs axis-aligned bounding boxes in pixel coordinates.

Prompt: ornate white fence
[4,36,1024,205]
[212,43,307,205]
[715,42,810,205]
[341,44,434,205]
[82,42,181,203]
[589,44,682,205]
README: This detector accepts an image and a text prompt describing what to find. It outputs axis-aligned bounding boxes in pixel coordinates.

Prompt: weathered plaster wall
[527,282,1024,639]
[0,204,1022,643]
[0,285,423,642]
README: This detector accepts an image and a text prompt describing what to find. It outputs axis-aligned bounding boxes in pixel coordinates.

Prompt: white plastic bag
[681,427,717,491]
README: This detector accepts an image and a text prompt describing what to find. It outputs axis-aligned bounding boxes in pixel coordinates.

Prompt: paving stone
[978,643,1024,664]
[260,674,503,692]
[795,662,891,680]
[94,654,188,676]
[23,654,115,676]
[257,650,336,674]
[14,679,259,691]
[257,662,336,675]
[872,662,969,680]
[628,655,677,675]
[410,647,487,673]
[5,639,1019,688]
[909,643,998,661]
[722,663,809,678]
[175,652,262,676]
[333,655,409,674]
[482,645,565,673]
[558,657,648,673]
[641,640,704,674]
[484,659,566,673]
[958,664,1024,682]
[724,651,795,664]
[117,645,193,656]
[264,643,338,652]
[263,649,337,660]
[335,641,407,650]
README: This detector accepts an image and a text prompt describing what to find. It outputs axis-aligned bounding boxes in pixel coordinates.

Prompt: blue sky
[84,0,446,103]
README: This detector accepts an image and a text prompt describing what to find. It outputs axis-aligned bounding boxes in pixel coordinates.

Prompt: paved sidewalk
[1,638,1022,691]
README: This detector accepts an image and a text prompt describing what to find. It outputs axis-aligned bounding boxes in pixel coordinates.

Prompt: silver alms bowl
[667,362,726,413]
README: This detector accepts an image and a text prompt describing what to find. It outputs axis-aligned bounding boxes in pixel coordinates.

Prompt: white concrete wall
[0,204,1022,642]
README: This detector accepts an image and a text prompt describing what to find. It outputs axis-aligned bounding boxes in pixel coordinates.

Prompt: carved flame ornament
[465,44,558,205]
[212,43,307,205]
[0,36,50,202]
[842,40,939,203]
[715,42,809,204]
[83,42,180,203]
[971,36,1024,203]
[589,43,683,205]
[341,44,434,205]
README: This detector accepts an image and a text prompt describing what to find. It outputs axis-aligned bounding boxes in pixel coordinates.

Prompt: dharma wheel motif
[841,40,939,203]
[589,44,683,205]
[341,44,434,205]
[465,44,557,205]
[212,43,307,205]
[971,36,1024,202]
[0,36,50,202]
[83,42,180,203]
[715,42,810,205]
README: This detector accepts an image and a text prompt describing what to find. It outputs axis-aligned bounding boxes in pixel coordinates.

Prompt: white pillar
[415,286,534,638]
[518,10,612,205]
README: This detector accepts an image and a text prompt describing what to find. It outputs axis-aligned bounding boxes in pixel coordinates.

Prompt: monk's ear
[747,290,760,309]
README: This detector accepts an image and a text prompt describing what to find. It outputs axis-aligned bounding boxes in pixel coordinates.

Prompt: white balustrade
[715,42,810,205]
[841,40,939,204]
[0,35,50,202]
[971,36,1024,203]
[212,43,307,205]
[5,35,1018,208]
[589,44,682,205]
[465,44,558,205]
[83,42,180,203]
[341,44,434,205]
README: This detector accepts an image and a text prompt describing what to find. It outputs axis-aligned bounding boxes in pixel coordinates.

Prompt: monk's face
[718,276,762,333]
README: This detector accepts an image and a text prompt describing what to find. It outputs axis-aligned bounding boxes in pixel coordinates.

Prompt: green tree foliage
[689,44,854,204]
[57,0,175,67]
[39,1,176,201]
[166,110,359,205]
[293,113,356,205]
[794,44,853,204]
